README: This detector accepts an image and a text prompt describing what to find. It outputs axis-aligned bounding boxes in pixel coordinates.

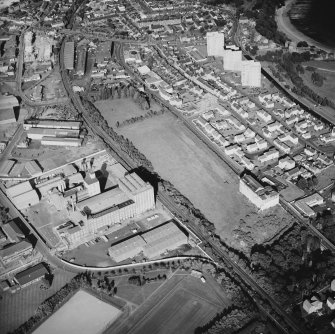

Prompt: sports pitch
[33,290,121,334]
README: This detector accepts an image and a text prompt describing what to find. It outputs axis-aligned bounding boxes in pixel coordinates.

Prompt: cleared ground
[117,113,292,252]
[0,269,75,334]
[111,273,228,334]
[33,290,121,334]
[95,98,161,128]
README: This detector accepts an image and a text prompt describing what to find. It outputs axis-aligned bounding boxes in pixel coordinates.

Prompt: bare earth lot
[0,269,75,334]
[117,113,293,251]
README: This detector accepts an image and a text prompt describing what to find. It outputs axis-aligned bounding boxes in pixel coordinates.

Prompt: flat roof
[77,187,130,213]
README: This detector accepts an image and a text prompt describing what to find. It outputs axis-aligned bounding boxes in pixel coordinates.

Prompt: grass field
[110,272,229,334]
[301,67,335,104]
[0,269,75,334]
[95,98,161,128]
[118,113,292,252]
[33,290,121,334]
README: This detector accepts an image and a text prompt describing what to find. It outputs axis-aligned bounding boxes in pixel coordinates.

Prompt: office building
[206,31,225,57]
[223,46,242,72]
[241,60,261,87]
[239,174,279,210]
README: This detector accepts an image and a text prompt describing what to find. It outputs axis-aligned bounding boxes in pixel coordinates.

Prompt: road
[0,124,24,163]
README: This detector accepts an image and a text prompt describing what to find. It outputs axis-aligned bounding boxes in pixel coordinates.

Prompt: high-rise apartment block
[206,32,225,57]
[241,60,261,87]
[223,46,242,71]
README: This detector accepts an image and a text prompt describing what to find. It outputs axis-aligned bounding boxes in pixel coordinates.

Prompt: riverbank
[275,0,334,53]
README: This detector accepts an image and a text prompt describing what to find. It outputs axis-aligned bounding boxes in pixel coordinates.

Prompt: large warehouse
[108,222,188,263]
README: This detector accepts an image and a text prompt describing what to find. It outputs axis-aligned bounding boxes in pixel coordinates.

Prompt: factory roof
[0,240,32,260]
[6,181,32,198]
[15,263,48,286]
[77,187,130,213]
[0,94,19,109]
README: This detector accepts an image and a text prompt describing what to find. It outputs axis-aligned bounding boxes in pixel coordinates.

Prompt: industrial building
[239,174,279,210]
[108,236,146,262]
[108,222,188,262]
[27,128,80,140]
[206,31,225,57]
[14,263,49,288]
[223,46,242,72]
[0,240,33,265]
[41,137,83,147]
[241,60,261,87]
[295,193,324,217]
[24,120,81,130]
[61,171,155,248]
[0,94,19,125]
[0,160,16,176]
[5,181,40,210]
[64,41,75,70]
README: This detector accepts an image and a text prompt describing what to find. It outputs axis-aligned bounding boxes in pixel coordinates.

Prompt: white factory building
[239,174,279,211]
[223,46,242,72]
[241,60,261,87]
[206,31,225,57]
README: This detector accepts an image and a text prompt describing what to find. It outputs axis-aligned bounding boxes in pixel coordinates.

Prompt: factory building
[25,160,43,177]
[14,263,49,288]
[83,171,100,197]
[0,240,33,265]
[239,174,279,210]
[118,173,155,215]
[5,181,39,210]
[206,31,225,57]
[24,120,81,130]
[108,236,146,262]
[108,222,188,262]
[41,137,83,147]
[0,160,16,176]
[142,222,188,259]
[0,94,19,125]
[64,41,75,70]
[241,60,261,87]
[295,193,324,217]
[27,128,80,140]
[223,46,242,72]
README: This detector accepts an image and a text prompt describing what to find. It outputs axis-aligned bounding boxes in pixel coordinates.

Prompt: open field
[95,97,161,128]
[118,113,293,252]
[110,273,229,334]
[301,66,335,104]
[33,290,121,334]
[304,61,335,72]
[0,269,75,334]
